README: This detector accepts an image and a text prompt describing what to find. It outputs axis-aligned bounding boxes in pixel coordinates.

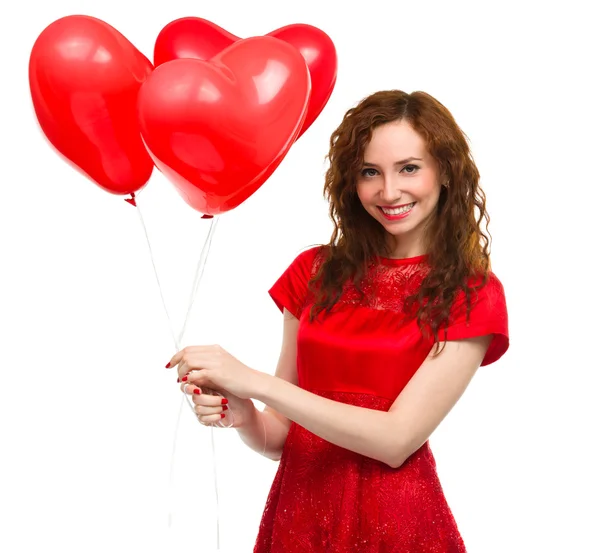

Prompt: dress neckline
[376,254,429,267]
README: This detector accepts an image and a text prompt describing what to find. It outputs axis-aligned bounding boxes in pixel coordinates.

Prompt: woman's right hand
[181,381,255,428]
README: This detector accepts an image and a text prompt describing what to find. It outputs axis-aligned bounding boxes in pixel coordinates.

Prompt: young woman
[168,89,509,552]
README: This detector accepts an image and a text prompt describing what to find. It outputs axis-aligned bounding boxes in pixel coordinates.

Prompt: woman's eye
[361,168,378,177]
[360,165,419,177]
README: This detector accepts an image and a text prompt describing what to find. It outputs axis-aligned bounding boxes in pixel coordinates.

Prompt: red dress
[254,246,509,552]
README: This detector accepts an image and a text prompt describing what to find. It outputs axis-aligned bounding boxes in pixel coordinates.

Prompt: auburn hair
[308,90,491,355]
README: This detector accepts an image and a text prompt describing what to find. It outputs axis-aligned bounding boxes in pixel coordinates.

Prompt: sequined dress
[254,246,509,552]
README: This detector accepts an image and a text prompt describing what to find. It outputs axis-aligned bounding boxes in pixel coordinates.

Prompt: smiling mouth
[378,202,416,216]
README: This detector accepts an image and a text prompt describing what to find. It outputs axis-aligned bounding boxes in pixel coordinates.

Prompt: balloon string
[131,195,179,349]
[131,195,227,550]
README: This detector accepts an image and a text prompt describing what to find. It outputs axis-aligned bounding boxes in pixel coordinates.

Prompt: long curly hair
[308,90,491,356]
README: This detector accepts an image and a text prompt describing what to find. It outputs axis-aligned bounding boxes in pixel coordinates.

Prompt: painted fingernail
[165,362,171,368]
[177,377,180,383]
[222,405,228,411]
[221,398,228,405]
[181,376,188,382]
[220,413,226,418]
[193,389,201,395]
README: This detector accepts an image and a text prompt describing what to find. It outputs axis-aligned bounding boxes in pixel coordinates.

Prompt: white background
[1,1,598,551]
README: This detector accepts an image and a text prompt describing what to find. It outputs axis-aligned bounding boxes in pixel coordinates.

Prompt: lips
[377,202,416,220]
[378,202,414,209]
[378,202,416,213]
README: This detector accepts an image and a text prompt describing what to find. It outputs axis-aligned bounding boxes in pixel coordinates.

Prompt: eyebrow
[363,157,423,166]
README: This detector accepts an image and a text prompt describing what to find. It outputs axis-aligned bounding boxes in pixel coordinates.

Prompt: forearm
[255,375,401,467]
[236,402,290,461]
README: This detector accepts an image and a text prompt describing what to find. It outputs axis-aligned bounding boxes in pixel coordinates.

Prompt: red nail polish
[222,405,228,411]
[220,413,226,418]
[165,362,171,368]
[181,376,188,382]
[177,377,180,383]
[193,389,200,395]
[221,398,228,405]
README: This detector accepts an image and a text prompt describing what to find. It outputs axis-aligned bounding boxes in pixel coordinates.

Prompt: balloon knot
[201,214,214,219]
[125,193,137,207]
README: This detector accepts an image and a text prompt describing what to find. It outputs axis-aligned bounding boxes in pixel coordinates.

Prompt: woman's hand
[167,344,269,400]
[181,383,256,428]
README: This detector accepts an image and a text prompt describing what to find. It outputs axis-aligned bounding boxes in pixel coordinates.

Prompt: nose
[380,173,402,204]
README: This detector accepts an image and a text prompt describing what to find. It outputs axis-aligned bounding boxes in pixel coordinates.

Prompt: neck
[386,235,428,259]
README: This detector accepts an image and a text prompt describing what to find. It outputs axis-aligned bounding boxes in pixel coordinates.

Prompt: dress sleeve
[439,272,509,366]
[268,246,321,319]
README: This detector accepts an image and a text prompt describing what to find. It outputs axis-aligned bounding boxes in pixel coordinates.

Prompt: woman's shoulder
[291,244,329,272]
[451,268,507,316]
[297,243,327,259]
[468,268,505,296]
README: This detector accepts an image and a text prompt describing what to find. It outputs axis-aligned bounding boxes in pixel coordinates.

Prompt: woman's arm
[254,334,493,468]
[235,309,300,460]
[171,311,493,467]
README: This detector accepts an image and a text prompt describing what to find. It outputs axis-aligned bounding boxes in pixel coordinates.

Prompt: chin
[386,216,424,237]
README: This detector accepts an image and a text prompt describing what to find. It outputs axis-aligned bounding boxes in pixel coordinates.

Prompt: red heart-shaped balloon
[138,36,310,215]
[154,18,336,138]
[29,15,154,196]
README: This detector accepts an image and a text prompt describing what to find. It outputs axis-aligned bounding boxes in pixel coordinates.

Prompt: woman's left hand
[167,345,267,400]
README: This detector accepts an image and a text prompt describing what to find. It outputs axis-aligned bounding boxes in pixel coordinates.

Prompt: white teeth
[381,202,415,215]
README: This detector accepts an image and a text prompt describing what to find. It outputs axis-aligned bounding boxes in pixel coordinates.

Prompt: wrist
[234,400,264,441]
[251,369,275,403]
[233,398,257,429]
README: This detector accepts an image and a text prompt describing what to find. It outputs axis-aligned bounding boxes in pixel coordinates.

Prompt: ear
[441,171,450,187]
[436,163,448,183]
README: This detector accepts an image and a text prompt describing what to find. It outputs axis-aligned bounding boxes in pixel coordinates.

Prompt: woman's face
[356,119,445,258]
